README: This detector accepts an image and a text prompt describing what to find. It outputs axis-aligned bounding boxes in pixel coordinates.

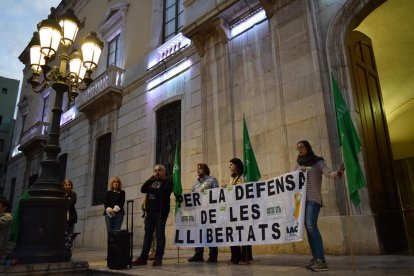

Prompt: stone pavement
[72,247,414,275]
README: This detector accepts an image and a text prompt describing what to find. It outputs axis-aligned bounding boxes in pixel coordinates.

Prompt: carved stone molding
[191,34,207,57]
[183,0,195,8]
[182,0,274,57]
[214,18,230,43]
[259,0,275,18]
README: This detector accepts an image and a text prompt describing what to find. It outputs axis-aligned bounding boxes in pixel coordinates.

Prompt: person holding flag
[224,158,254,265]
[132,164,172,267]
[295,140,344,271]
[222,116,262,265]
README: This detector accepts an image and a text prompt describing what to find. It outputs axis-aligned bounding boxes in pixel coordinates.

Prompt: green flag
[332,75,366,206]
[243,115,261,182]
[9,189,31,243]
[172,141,182,214]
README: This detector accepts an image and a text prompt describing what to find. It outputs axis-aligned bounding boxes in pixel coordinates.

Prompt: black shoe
[188,255,204,262]
[205,258,217,263]
[153,258,162,266]
[132,257,147,266]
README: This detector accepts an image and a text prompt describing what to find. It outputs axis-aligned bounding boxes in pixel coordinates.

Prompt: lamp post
[11,9,103,264]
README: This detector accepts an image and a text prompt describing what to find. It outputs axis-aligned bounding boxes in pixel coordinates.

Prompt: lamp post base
[10,197,71,264]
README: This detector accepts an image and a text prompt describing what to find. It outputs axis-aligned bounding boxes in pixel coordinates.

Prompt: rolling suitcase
[107,200,134,269]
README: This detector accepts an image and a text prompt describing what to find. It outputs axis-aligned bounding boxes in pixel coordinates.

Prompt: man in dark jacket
[133,164,172,267]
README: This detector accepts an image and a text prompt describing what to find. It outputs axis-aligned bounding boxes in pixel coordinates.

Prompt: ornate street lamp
[11,9,103,264]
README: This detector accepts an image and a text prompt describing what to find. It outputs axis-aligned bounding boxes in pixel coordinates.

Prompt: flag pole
[338,148,356,272]
[173,140,183,264]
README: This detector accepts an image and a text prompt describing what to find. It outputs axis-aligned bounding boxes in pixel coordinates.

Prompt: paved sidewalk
[72,247,414,275]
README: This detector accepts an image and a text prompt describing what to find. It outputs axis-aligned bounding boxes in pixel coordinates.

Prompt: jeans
[140,211,167,260]
[105,214,124,231]
[305,201,325,261]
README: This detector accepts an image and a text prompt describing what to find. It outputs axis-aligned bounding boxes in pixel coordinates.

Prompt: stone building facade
[4,0,413,255]
[0,76,19,195]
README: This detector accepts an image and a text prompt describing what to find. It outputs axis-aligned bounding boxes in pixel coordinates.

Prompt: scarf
[297,154,324,167]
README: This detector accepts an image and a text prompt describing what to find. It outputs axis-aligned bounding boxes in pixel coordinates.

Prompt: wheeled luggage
[107,200,134,269]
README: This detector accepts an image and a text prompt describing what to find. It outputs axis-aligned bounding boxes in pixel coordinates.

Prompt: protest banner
[174,171,307,247]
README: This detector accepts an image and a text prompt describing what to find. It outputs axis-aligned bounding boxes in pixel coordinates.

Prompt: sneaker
[132,257,147,266]
[148,251,156,260]
[188,255,204,262]
[305,258,316,269]
[309,259,328,271]
[153,258,162,266]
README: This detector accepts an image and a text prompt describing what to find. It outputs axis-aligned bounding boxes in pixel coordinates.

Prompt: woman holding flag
[296,140,344,272]
[224,158,253,265]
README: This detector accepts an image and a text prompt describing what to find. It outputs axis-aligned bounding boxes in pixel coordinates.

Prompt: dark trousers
[65,224,75,249]
[194,246,218,260]
[230,245,253,263]
[140,211,167,260]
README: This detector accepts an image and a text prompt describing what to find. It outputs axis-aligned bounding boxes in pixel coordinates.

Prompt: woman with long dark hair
[296,140,344,272]
[225,158,253,265]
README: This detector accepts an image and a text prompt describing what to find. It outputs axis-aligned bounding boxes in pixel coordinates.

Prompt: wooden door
[348,30,407,253]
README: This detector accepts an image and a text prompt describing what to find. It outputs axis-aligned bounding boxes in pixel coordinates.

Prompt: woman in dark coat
[103,176,125,231]
[225,158,253,265]
[63,179,77,250]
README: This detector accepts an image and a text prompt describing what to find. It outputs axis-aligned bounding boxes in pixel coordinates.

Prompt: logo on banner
[176,210,196,226]
[266,202,284,218]
[286,192,303,239]
[293,192,302,220]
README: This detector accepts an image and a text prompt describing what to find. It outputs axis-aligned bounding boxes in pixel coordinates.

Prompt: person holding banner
[188,163,219,263]
[223,158,253,265]
[133,164,172,267]
[296,140,344,272]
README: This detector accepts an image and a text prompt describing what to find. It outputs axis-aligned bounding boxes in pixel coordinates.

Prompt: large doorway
[350,0,414,253]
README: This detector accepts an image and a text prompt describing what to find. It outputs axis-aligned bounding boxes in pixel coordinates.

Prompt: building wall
[0,76,19,194]
[5,0,391,254]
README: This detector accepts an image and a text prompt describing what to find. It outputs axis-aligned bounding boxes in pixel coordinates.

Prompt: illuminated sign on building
[230,8,267,38]
[60,106,77,126]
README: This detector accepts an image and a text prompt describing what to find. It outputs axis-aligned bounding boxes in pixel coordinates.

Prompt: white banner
[174,171,307,247]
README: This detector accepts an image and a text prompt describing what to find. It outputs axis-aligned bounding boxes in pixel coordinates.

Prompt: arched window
[156,101,181,177]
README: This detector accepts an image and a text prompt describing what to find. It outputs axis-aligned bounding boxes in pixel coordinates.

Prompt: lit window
[107,34,120,67]
[163,0,184,43]
[99,3,128,70]
[42,95,50,121]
